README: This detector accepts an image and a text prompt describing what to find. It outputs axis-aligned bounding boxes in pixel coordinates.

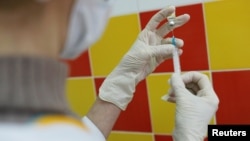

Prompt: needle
[167,7,181,74]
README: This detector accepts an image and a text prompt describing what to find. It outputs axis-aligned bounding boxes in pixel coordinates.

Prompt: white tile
[110,0,138,17]
[137,0,203,13]
[110,0,219,17]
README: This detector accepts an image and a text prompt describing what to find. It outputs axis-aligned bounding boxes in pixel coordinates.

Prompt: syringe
[172,36,181,74]
[167,9,181,74]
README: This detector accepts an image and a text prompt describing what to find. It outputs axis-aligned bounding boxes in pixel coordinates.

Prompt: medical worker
[0,0,219,141]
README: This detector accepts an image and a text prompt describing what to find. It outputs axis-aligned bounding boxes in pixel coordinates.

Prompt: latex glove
[99,6,190,110]
[162,72,219,141]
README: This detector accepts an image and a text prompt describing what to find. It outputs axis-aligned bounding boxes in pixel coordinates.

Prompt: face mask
[60,0,112,59]
[37,0,112,59]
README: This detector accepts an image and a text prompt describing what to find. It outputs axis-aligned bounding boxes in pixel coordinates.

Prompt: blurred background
[65,0,250,140]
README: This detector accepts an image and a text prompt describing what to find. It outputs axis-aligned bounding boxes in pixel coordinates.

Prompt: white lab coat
[0,116,105,141]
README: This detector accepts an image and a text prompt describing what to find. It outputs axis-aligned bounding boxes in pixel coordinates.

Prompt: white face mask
[60,0,112,59]
[37,0,112,59]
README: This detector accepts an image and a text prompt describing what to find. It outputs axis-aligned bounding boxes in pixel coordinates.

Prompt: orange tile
[66,78,96,117]
[90,14,140,76]
[204,0,250,70]
[146,74,175,134]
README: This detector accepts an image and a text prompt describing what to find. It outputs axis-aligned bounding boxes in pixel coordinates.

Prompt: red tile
[154,135,173,141]
[154,135,207,141]
[212,70,250,124]
[66,51,92,77]
[139,9,162,30]
[94,78,152,132]
[139,4,209,73]
[94,78,104,95]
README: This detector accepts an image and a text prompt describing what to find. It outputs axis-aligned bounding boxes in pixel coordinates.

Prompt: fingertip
[178,49,183,55]
[167,5,175,11]
[161,94,176,103]
[161,94,169,101]
[183,14,191,20]
[175,38,184,47]
[179,39,184,47]
[145,6,176,30]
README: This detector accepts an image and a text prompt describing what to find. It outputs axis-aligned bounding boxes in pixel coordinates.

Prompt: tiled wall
[66,0,250,141]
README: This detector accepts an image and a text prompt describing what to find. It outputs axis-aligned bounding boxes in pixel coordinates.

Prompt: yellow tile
[147,72,216,134]
[147,74,174,134]
[204,0,250,70]
[90,14,140,76]
[108,132,153,141]
[66,78,96,117]
[210,116,216,125]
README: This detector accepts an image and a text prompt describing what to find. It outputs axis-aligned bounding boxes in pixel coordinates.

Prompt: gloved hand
[99,6,190,110]
[162,72,219,141]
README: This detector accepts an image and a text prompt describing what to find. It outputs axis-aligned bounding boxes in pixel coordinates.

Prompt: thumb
[161,88,176,103]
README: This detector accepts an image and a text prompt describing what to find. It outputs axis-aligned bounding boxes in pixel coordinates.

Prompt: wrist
[98,70,138,110]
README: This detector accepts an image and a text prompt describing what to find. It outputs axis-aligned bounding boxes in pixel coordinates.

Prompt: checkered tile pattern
[66,0,250,140]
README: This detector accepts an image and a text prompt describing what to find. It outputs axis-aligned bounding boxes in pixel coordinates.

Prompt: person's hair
[0,0,36,10]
